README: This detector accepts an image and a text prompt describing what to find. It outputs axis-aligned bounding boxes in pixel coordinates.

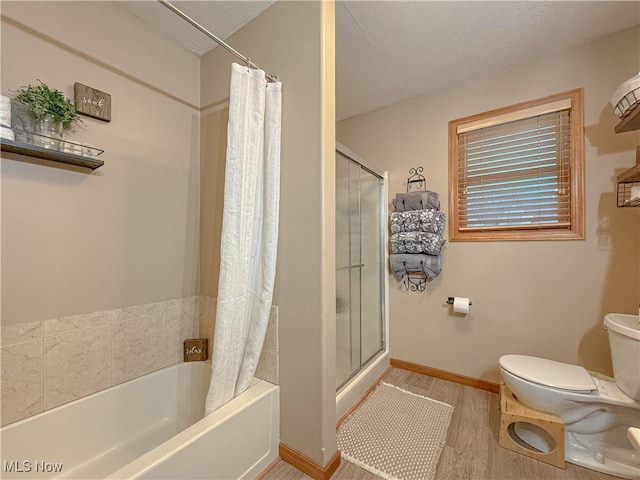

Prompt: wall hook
[407,167,426,192]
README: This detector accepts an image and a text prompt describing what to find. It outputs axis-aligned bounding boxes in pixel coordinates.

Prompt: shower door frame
[335,142,389,394]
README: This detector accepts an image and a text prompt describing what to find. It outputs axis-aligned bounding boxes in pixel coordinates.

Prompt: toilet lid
[499,355,596,392]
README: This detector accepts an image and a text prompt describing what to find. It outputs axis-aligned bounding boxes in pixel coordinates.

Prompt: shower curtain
[205,63,282,414]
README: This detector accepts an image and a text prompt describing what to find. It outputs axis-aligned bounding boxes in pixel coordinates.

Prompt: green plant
[14,80,81,129]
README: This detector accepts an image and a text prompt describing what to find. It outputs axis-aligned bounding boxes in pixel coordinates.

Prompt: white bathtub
[0,361,279,479]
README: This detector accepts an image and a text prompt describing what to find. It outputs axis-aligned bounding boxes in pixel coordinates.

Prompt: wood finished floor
[262,367,620,480]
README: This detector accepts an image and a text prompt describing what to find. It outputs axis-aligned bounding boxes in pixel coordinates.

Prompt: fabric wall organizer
[389,167,445,292]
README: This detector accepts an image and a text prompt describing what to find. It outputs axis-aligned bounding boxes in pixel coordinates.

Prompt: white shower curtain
[205,63,282,414]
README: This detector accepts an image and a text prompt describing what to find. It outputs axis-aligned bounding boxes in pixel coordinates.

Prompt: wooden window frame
[448,88,585,242]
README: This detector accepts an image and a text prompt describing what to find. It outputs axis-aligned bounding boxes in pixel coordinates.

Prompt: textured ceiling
[336,1,640,120]
[119,1,640,120]
[118,1,276,56]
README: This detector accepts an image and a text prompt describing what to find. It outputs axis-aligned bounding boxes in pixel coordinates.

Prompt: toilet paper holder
[447,297,472,305]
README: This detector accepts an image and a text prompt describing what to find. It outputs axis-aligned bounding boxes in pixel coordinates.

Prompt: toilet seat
[499,355,596,392]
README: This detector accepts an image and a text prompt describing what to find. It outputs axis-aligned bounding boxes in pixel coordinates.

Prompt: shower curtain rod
[157,0,278,82]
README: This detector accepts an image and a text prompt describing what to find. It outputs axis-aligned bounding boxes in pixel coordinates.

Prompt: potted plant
[13,80,81,148]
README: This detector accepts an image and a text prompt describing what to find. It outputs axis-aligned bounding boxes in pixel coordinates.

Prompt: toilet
[499,313,640,479]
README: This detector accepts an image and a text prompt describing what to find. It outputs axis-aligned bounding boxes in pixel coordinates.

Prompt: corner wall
[200,1,337,468]
[337,26,640,383]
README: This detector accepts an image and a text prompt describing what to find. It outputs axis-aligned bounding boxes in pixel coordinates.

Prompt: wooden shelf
[1,138,104,170]
[615,102,640,134]
[617,163,640,183]
[615,102,640,206]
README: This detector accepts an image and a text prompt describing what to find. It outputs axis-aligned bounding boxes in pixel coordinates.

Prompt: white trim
[457,98,572,134]
[336,351,390,421]
[336,142,385,179]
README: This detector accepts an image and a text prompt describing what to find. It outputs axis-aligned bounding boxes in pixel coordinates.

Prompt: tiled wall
[1,297,198,426]
[255,306,279,385]
[1,296,279,427]
[199,296,279,386]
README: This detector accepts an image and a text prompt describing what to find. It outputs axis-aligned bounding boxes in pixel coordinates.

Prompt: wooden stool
[499,382,566,469]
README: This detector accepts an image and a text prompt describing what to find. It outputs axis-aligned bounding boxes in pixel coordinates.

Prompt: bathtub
[0,361,279,479]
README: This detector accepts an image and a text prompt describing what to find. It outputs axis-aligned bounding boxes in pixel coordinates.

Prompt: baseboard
[336,366,391,428]
[390,358,500,394]
[254,457,282,480]
[279,443,341,480]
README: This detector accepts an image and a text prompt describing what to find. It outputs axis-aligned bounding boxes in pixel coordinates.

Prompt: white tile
[1,321,42,347]
[1,340,43,426]
[44,310,112,337]
[161,308,199,367]
[113,301,163,323]
[112,316,163,385]
[199,296,215,356]
[255,306,279,385]
[164,296,197,313]
[43,326,111,410]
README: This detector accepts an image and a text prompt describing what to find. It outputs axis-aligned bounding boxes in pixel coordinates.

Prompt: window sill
[449,228,585,242]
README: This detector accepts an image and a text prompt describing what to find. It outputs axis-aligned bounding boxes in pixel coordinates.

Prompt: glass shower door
[336,149,385,390]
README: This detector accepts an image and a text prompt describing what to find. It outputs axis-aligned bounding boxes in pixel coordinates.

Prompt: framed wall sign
[74,82,111,122]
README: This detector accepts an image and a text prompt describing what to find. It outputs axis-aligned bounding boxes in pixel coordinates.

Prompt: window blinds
[456,110,571,231]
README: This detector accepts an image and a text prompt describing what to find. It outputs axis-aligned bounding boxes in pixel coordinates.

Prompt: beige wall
[2,0,337,460]
[200,1,337,466]
[337,26,640,383]
[1,1,201,325]
[0,1,201,425]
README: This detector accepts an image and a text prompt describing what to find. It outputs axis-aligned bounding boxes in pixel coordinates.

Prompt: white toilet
[499,313,640,479]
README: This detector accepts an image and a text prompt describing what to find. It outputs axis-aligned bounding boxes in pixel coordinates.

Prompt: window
[448,89,584,241]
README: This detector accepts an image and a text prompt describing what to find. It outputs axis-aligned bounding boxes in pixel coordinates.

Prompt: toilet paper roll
[453,297,470,315]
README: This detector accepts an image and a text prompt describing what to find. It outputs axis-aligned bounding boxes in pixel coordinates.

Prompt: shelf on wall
[616,154,640,207]
[617,181,640,207]
[617,162,640,184]
[614,101,640,206]
[0,137,104,170]
[615,103,640,134]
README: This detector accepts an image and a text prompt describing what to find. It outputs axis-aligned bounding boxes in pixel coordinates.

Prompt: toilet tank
[604,314,640,401]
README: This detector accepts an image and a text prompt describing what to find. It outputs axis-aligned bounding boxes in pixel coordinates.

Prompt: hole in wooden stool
[507,422,557,453]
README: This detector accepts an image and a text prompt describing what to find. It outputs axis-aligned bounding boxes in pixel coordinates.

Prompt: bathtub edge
[106,379,279,480]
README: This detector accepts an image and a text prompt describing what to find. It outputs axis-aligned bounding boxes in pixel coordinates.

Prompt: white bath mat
[337,381,453,480]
